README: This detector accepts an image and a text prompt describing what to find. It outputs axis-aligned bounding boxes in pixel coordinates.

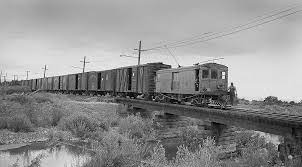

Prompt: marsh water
[0,142,91,167]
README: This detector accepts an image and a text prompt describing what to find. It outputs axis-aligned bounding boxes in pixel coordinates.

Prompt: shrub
[264,96,281,105]
[33,93,53,104]
[84,131,149,167]
[0,117,8,129]
[8,95,33,105]
[179,126,206,151]
[118,114,155,140]
[59,114,99,138]
[230,131,280,166]
[0,86,31,95]
[140,137,222,167]
[51,107,63,126]
[7,115,33,132]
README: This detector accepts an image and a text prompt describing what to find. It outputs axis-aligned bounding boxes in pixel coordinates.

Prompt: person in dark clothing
[228,82,237,105]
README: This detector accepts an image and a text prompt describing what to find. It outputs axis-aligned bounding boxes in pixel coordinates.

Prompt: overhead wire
[145,5,301,51]
[167,9,302,49]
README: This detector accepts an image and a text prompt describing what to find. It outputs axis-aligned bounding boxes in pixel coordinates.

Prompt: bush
[84,131,149,167]
[179,126,206,151]
[59,114,99,138]
[264,96,281,105]
[140,137,222,167]
[0,117,8,129]
[230,131,280,166]
[7,115,33,132]
[118,114,155,140]
[8,95,34,105]
[0,86,31,95]
[33,93,53,103]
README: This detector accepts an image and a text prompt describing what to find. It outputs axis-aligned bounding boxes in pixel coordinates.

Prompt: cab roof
[157,63,228,73]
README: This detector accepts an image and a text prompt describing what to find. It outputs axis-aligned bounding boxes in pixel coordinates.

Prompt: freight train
[18,62,231,108]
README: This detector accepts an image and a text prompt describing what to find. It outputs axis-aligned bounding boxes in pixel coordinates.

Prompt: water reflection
[0,142,91,167]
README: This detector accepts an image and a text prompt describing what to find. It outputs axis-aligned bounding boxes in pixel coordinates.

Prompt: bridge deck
[116,98,302,137]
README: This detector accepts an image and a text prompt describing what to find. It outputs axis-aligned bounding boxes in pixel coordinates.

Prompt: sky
[0,0,301,101]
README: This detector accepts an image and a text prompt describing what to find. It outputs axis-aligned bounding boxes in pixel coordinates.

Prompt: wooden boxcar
[87,71,98,91]
[47,77,53,90]
[53,76,60,90]
[62,75,69,91]
[31,79,36,90]
[101,70,116,92]
[115,62,171,96]
[42,78,48,90]
[68,73,81,91]
[37,78,43,90]
[80,72,89,91]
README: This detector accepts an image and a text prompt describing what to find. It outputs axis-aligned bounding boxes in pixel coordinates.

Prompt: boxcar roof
[115,62,168,69]
[157,63,228,73]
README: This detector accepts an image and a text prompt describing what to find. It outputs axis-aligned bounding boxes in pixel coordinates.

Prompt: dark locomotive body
[13,62,230,107]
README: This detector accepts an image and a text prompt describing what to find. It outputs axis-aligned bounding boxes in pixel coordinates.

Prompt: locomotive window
[106,74,109,80]
[202,70,209,79]
[211,69,218,79]
[221,71,226,79]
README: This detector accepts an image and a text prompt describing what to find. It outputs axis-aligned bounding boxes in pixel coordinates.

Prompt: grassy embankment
[0,86,291,167]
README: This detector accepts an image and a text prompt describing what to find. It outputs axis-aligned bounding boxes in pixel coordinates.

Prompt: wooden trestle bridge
[116,97,302,165]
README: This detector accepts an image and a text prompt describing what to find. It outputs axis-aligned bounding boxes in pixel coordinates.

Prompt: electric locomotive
[154,63,230,108]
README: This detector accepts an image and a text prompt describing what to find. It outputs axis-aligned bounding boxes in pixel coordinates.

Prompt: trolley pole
[80,56,90,73]
[42,65,48,78]
[26,71,30,80]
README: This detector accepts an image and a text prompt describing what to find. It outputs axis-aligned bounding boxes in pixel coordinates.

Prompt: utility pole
[26,71,30,80]
[134,40,146,65]
[80,56,90,73]
[42,65,48,78]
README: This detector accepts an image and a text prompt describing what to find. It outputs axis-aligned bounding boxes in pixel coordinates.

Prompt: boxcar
[115,62,171,96]
[62,75,69,91]
[80,72,89,91]
[68,73,81,91]
[53,76,60,90]
[102,70,116,92]
[87,71,98,91]
[37,78,43,90]
[47,77,53,90]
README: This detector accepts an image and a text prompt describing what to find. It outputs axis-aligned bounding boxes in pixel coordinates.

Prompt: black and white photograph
[0,0,301,166]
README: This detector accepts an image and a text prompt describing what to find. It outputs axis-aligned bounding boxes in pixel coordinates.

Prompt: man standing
[228,82,237,105]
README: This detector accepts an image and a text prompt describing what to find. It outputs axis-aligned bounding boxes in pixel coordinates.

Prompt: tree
[264,96,280,105]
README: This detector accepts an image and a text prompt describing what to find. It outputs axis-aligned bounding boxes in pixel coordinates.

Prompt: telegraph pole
[42,65,48,78]
[26,71,30,80]
[80,56,90,73]
[134,40,146,65]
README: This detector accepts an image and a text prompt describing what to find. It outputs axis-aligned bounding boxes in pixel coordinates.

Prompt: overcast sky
[0,0,301,101]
